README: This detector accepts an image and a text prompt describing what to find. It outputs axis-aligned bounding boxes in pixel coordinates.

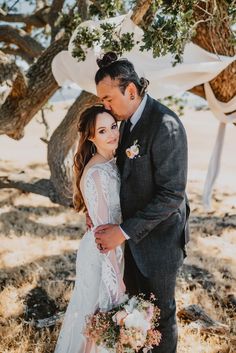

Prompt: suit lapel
[119,120,126,143]
[117,95,154,180]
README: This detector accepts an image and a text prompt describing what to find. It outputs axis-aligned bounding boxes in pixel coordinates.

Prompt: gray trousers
[124,244,179,353]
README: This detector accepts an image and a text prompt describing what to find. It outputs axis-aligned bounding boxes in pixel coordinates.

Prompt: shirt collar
[130,94,148,128]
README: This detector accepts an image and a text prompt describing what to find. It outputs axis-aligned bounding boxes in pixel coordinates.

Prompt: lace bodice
[81,158,122,227]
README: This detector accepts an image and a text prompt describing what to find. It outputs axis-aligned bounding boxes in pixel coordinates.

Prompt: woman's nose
[110,129,118,139]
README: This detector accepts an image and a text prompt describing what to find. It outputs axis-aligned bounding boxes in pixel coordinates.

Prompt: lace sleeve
[83,166,126,311]
[84,166,111,227]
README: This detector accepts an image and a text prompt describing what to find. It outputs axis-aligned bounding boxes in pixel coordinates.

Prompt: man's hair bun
[139,77,149,96]
[96,52,118,68]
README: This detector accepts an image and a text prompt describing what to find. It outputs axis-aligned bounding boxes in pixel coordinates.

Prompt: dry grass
[0,174,235,353]
[0,101,235,352]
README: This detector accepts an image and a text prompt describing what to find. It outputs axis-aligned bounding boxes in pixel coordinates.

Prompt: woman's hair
[73,105,116,212]
[95,52,149,97]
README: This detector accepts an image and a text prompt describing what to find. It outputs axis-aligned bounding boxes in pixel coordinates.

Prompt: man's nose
[103,102,111,110]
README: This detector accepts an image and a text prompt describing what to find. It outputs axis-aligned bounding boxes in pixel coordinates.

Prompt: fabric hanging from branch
[52,12,236,210]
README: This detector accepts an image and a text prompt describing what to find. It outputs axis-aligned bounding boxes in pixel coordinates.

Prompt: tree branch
[0,7,51,31]
[131,0,152,25]
[0,35,69,139]
[0,51,27,96]
[0,176,68,206]
[77,0,89,20]
[1,46,34,64]
[0,25,44,59]
[178,304,229,335]
[49,0,66,42]
[0,51,18,83]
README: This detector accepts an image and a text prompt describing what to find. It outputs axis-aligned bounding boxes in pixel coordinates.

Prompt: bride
[54,105,126,353]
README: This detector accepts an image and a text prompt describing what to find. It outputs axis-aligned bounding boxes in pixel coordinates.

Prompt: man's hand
[86,212,93,230]
[94,224,126,253]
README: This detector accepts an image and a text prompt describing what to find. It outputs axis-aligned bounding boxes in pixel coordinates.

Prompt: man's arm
[120,114,188,244]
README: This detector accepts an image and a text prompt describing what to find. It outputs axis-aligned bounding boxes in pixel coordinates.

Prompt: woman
[54,105,126,353]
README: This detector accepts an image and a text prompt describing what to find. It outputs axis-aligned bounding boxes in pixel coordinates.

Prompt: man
[93,53,190,353]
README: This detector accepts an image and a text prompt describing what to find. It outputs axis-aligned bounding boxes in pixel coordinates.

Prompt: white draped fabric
[52,12,236,210]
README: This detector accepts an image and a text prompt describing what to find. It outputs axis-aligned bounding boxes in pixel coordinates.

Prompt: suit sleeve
[120,114,188,244]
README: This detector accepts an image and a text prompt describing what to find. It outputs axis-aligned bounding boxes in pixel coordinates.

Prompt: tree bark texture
[49,0,66,42]
[0,25,44,59]
[45,0,155,205]
[0,36,69,139]
[48,91,99,206]
[191,0,236,103]
[0,0,235,206]
[0,51,27,97]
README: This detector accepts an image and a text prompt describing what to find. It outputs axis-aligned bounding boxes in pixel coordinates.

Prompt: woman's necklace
[95,151,114,162]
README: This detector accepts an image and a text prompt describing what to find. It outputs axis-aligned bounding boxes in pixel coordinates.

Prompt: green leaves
[140,2,197,64]
[69,0,234,65]
[71,27,100,61]
[89,0,125,19]
[72,22,135,61]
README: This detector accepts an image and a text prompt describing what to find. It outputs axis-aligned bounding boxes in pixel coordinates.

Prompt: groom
[94,53,190,353]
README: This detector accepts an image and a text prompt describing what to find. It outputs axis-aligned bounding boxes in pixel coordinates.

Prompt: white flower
[124,296,138,313]
[118,293,129,305]
[124,309,151,332]
[130,144,139,154]
[126,140,140,159]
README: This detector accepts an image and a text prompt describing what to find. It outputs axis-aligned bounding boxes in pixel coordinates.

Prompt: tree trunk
[191,0,236,103]
[1,0,234,206]
[47,91,99,206]
[46,0,155,206]
[48,0,66,42]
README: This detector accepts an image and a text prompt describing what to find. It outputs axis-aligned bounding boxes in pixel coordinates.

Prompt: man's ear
[126,82,137,97]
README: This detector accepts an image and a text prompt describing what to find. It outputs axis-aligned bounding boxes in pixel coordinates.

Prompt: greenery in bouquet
[84,294,161,353]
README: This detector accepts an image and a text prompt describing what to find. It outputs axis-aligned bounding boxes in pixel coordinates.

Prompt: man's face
[96,76,135,121]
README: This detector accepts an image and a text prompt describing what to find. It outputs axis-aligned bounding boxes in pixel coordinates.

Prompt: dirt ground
[0,102,235,352]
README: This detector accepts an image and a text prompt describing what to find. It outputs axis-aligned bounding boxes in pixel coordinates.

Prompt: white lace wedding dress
[54,159,126,353]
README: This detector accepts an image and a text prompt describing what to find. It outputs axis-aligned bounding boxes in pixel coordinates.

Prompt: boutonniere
[126,140,140,159]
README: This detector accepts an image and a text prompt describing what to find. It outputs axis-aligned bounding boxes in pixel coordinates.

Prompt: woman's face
[90,112,119,154]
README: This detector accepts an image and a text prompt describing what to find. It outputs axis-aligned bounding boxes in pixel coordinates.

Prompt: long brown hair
[73,105,116,212]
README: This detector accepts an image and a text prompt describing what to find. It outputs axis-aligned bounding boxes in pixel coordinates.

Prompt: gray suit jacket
[117,95,190,277]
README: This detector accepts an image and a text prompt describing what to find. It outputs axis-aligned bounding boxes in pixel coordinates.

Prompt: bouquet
[84,294,161,353]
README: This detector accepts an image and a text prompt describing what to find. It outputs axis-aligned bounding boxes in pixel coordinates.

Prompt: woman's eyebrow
[97,122,115,130]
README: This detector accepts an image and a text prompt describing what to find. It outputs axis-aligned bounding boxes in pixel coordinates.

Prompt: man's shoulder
[147,96,181,126]
[149,96,177,117]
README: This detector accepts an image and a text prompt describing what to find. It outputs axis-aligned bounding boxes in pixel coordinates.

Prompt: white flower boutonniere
[126,140,140,159]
